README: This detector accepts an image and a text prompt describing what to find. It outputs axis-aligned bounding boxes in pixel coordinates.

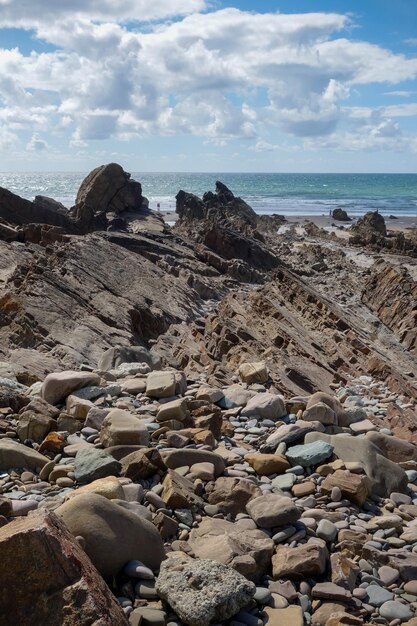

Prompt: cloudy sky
[1,0,417,172]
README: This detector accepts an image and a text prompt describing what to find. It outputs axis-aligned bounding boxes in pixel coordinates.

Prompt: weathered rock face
[74,163,143,217]
[0,509,128,626]
[155,555,255,626]
[362,261,417,356]
[0,232,214,378]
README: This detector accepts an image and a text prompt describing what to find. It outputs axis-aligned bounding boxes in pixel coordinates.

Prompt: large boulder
[75,163,143,216]
[41,371,101,406]
[366,431,417,463]
[0,439,49,471]
[188,517,274,581]
[99,409,150,447]
[305,392,347,426]
[0,509,128,626]
[17,411,56,443]
[155,555,255,626]
[332,208,350,222]
[120,448,166,481]
[240,393,286,420]
[304,432,408,497]
[55,493,165,576]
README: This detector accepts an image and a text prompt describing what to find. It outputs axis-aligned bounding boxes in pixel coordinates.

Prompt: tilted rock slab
[155,555,255,626]
[0,509,128,626]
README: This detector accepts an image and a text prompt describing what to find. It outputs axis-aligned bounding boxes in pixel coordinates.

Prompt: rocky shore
[0,165,417,626]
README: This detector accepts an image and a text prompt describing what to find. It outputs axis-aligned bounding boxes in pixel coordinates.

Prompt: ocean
[0,172,416,217]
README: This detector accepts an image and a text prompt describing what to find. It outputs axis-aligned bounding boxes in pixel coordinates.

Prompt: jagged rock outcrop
[0,187,76,231]
[175,183,280,281]
[176,181,257,230]
[154,265,417,403]
[353,211,387,237]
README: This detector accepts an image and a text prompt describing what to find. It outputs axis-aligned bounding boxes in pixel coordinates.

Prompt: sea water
[0,171,416,217]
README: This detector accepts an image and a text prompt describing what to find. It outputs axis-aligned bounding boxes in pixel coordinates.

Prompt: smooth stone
[366,585,394,607]
[285,441,334,468]
[123,560,155,579]
[254,587,271,604]
[378,566,400,586]
[135,581,158,600]
[316,519,338,542]
[379,601,413,622]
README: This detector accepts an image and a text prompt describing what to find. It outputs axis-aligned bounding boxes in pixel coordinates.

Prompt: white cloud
[252,140,277,152]
[0,0,207,27]
[384,90,416,97]
[26,132,49,151]
[0,7,416,154]
[0,125,17,150]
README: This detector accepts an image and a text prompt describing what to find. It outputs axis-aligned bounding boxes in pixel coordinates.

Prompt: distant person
[157,202,160,210]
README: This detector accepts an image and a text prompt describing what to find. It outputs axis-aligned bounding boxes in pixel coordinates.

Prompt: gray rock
[155,555,255,626]
[379,601,413,622]
[241,393,286,421]
[316,519,338,542]
[74,447,121,484]
[285,440,334,468]
[366,584,393,607]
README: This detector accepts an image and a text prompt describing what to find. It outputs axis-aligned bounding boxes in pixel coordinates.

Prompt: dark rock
[332,208,351,222]
[353,211,387,236]
[74,163,143,216]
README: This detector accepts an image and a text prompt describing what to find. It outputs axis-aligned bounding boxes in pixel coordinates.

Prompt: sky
[0,0,417,172]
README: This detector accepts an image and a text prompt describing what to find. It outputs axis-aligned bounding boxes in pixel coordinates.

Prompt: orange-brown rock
[321,470,369,506]
[162,469,204,509]
[207,476,261,516]
[245,453,290,476]
[0,509,128,626]
[272,543,328,580]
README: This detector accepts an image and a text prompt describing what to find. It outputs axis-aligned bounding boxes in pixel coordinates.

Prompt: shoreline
[161,211,417,232]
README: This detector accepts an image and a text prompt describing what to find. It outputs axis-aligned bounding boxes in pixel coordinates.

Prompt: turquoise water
[0,172,416,216]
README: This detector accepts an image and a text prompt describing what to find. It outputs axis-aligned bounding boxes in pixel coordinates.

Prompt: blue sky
[0,0,416,172]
